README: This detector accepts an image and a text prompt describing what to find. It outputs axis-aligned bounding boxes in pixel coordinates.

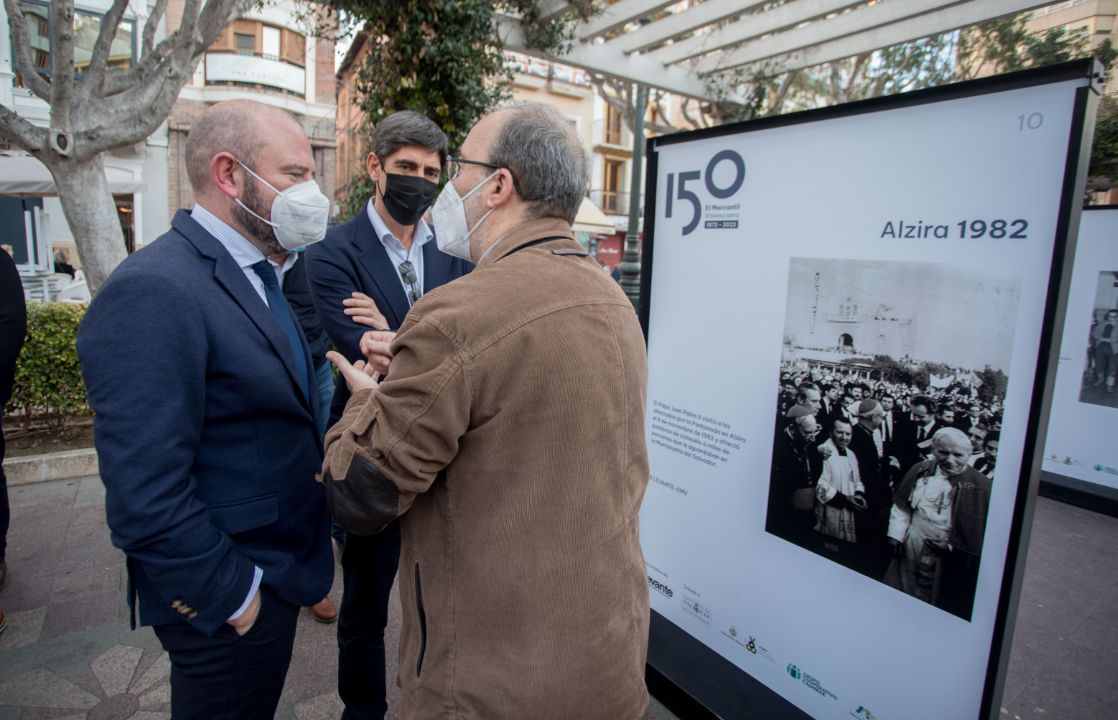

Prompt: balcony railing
[204,50,306,96]
[589,189,630,216]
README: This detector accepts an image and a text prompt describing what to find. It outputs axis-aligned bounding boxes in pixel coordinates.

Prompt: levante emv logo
[664,149,745,236]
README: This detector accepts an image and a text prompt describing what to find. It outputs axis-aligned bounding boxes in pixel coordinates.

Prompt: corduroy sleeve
[320,313,472,528]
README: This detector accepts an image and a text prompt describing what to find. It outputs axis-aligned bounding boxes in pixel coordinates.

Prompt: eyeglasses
[446,156,502,181]
[398,261,420,305]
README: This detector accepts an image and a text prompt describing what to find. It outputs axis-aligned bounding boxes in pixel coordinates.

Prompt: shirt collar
[191,203,266,270]
[366,199,433,253]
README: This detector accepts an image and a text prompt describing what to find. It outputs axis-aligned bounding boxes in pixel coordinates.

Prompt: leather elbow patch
[322,451,399,536]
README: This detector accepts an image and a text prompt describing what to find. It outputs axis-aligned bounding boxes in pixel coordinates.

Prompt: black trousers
[0,415,8,563]
[153,585,299,720]
[338,519,402,720]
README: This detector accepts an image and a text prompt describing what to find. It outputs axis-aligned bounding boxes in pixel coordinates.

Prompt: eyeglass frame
[446,155,523,194]
[397,260,421,305]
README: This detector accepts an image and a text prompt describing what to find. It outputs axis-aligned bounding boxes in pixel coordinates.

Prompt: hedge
[10,302,90,428]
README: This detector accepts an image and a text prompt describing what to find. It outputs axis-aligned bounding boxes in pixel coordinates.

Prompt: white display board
[1041,208,1118,491]
[639,65,1095,720]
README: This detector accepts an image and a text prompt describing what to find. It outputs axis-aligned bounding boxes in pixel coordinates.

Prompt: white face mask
[235,160,330,252]
[431,170,498,262]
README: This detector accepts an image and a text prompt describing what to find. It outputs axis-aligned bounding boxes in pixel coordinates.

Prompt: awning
[572,197,615,235]
[0,150,144,196]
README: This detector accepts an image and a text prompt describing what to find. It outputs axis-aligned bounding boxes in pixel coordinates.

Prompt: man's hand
[359,330,396,377]
[327,350,380,394]
[888,537,904,558]
[227,588,261,637]
[343,292,388,330]
[816,443,833,459]
[923,537,950,554]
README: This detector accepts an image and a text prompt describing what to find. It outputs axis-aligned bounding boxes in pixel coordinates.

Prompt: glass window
[235,33,255,56]
[13,0,135,81]
[262,27,280,61]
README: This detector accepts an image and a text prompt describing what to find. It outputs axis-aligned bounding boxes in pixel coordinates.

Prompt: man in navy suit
[305,110,469,720]
[78,100,334,720]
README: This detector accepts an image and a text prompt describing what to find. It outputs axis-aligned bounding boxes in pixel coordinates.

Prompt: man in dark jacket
[767,406,822,548]
[0,248,28,601]
[848,399,894,579]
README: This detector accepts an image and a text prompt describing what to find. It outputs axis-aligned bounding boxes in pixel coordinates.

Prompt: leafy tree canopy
[329,0,595,217]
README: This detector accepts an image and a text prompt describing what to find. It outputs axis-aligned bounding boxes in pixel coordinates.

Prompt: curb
[2,448,98,486]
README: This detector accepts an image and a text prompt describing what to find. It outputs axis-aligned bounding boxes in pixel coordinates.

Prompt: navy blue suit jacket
[304,207,471,424]
[78,210,333,635]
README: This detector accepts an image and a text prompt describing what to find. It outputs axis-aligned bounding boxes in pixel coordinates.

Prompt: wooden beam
[701,0,1058,77]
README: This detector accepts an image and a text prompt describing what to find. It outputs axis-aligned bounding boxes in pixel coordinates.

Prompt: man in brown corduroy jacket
[321,103,651,719]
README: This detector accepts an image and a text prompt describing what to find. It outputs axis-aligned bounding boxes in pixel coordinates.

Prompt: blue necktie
[251,260,310,401]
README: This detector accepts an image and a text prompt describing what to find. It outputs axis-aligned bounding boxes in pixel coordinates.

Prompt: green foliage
[975,365,1009,406]
[10,303,90,428]
[328,0,595,215]
[1091,95,1118,182]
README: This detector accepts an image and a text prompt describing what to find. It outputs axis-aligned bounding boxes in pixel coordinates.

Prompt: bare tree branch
[2,0,51,100]
[77,0,248,153]
[78,0,131,102]
[48,0,77,151]
[764,69,799,116]
[142,0,170,62]
[0,103,48,152]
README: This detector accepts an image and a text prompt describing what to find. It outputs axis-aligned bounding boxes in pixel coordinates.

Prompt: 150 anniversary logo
[664,149,745,235]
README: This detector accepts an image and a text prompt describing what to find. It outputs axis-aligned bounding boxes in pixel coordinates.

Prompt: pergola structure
[500,0,1066,102]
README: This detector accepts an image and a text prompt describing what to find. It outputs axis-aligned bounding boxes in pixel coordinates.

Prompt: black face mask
[379,172,439,226]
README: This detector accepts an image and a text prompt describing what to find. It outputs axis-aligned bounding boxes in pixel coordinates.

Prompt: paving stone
[136,682,170,710]
[128,712,171,720]
[292,691,343,720]
[73,476,106,510]
[0,607,46,650]
[39,590,122,642]
[128,653,169,697]
[90,644,144,699]
[0,667,99,710]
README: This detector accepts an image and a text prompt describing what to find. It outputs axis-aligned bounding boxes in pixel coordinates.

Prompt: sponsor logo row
[648,574,878,719]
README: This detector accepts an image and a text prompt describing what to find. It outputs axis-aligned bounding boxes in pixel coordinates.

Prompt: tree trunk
[48,153,128,294]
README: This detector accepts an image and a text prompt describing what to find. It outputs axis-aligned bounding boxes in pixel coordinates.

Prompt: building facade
[0,0,336,284]
[166,0,336,220]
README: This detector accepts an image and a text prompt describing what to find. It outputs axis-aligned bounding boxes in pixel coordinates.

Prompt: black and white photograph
[765,258,1022,621]
[1079,271,1118,409]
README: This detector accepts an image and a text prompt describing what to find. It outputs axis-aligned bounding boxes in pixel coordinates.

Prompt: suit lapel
[173,212,313,415]
[351,210,411,330]
[422,236,453,295]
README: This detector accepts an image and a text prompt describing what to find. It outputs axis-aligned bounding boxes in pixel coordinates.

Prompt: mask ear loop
[461,170,501,263]
[233,158,283,228]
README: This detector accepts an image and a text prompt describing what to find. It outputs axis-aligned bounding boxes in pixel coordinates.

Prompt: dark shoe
[0,561,6,592]
[308,597,337,624]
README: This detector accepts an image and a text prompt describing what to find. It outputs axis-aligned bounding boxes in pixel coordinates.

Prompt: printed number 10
[1017,113,1043,130]
[665,149,746,236]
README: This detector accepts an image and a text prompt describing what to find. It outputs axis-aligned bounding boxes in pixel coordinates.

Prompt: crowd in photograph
[767,361,999,620]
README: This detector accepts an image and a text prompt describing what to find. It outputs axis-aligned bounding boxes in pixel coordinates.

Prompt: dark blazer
[304,207,470,424]
[77,210,333,635]
[0,249,27,406]
[890,417,939,477]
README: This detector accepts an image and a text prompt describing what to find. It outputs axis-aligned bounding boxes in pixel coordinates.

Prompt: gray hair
[932,426,972,454]
[488,103,589,224]
[185,100,299,193]
[370,111,448,166]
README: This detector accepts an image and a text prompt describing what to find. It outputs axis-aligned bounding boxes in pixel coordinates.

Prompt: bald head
[185,100,303,195]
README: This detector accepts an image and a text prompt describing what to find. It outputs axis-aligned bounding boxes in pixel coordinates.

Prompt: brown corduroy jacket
[321,217,651,720]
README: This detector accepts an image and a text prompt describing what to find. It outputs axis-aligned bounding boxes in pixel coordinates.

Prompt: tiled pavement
[0,476,1115,719]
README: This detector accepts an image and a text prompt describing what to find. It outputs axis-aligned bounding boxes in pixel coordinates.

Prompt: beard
[234,177,284,255]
